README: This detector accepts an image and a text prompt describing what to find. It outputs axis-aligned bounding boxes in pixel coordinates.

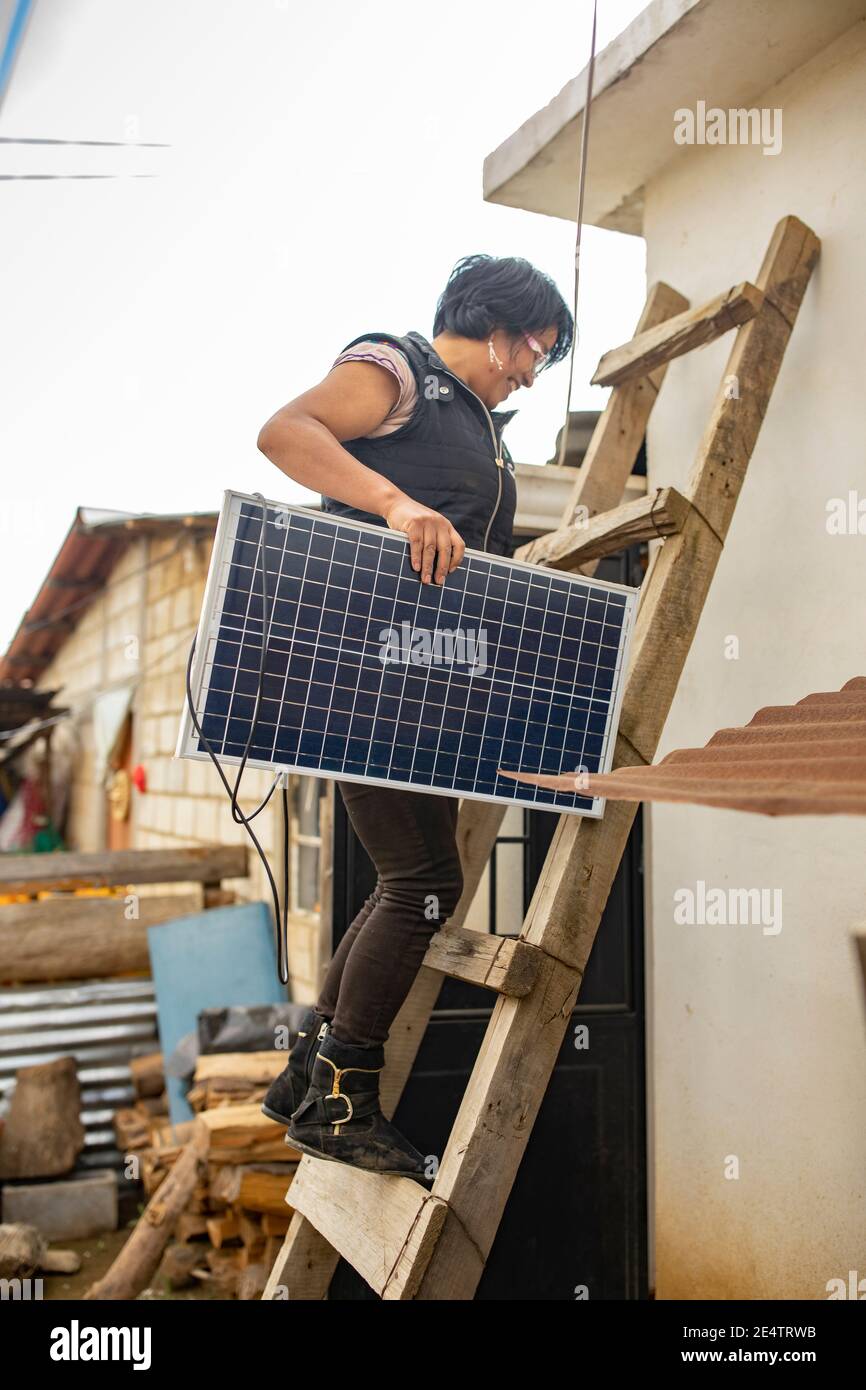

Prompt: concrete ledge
[1,1169,118,1241]
[483,0,866,232]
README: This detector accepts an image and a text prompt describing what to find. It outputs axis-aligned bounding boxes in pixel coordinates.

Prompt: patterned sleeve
[331,340,418,437]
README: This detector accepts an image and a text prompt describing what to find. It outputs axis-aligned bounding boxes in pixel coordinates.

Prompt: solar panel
[176,490,638,817]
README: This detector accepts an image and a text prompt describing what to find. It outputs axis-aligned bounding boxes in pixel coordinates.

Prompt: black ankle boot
[261,1007,330,1126]
[286,1031,429,1180]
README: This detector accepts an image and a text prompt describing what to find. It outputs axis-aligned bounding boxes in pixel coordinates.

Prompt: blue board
[146,902,286,1125]
[177,491,638,817]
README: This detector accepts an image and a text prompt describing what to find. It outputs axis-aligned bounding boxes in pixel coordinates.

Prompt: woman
[257,253,573,1179]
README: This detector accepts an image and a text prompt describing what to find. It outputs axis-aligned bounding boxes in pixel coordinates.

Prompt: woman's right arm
[256,361,465,585]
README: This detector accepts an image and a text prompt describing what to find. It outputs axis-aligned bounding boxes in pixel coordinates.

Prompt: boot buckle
[322,1091,353,1130]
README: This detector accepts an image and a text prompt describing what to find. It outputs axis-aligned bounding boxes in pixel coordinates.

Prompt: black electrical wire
[184,492,290,985]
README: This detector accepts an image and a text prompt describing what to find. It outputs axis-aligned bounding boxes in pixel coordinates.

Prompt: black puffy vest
[320,330,519,557]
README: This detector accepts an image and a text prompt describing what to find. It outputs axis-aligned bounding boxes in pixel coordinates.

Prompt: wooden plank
[421,925,541,996]
[285,1156,447,1301]
[263,1210,335,1300]
[559,281,690,531]
[0,893,202,982]
[193,1052,285,1084]
[210,1164,297,1214]
[197,1104,302,1165]
[592,282,763,387]
[206,1213,240,1248]
[412,216,819,1299]
[517,486,690,571]
[0,845,248,894]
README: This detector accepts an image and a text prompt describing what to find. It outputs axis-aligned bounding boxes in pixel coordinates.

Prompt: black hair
[432,253,573,369]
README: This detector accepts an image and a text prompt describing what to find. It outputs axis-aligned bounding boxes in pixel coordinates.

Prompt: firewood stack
[115,1050,298,1299]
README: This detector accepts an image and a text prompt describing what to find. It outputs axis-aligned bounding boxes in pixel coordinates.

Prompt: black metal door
[327,549,647,1300]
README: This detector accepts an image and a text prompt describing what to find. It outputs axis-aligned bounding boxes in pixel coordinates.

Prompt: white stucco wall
[641,19,866,1298]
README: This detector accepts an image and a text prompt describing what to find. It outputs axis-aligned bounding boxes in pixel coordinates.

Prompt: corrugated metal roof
[499,677,866,816]
[0,507,217,685]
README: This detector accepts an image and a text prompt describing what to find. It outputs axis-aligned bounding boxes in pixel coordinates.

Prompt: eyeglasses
[520,332,550,373]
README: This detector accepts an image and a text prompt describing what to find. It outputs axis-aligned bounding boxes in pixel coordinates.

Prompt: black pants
[316,780,464,1046]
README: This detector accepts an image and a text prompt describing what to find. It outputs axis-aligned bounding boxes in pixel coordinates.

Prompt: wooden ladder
[263,215,819,1301]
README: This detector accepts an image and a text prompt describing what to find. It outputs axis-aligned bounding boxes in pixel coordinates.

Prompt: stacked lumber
[186,1051,285,1112]
[124,1055,299,1300]
[112,1051,169,1153]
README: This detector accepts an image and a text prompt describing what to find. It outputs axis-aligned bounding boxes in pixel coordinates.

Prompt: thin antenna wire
[555,0,599,472]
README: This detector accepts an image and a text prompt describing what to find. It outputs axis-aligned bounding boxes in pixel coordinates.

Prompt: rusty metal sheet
[498,677,866,816]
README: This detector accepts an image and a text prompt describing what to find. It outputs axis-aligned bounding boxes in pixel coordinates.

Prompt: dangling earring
[488,337,504,372]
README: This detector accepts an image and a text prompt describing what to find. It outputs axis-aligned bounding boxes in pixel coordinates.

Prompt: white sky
[0,0,648,654]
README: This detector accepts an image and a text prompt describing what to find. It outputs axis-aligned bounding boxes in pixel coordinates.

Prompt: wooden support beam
[0,845,248,894]
[420,925,541,996]
[516,486,690,571]
[559,281,690,532]
[592,281,764,388]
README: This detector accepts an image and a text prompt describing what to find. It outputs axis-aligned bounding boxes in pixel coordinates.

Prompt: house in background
[484,0,866,1298]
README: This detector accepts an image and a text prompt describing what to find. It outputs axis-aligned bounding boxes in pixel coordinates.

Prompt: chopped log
[0,895,201,982]
[157,1243,200,1289]
[205,1247,243,1298]
[113,1108,152,1152]
[240,1242,266,1269]
[152,1119,198,1149]
[40,1248,81,1275]
[0,845,248,895]
[188,1053,287,1113]
[134,1095,169,1121]
[194,1053,284,1084]
[236,1210,264,1250]
[209,1164,297,1214]
[84,1120,209,1300]
[591,281,764,387]
[129,1053,165,1099]
[197,1104,301,1164]
[206,1213,240,1248]
[175,1212,209,1242]
[0,1058,84,1179]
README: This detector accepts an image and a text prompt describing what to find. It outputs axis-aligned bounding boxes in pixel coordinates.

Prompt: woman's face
[481,323,560,408]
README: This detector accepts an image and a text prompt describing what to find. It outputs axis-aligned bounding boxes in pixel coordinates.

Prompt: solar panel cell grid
[177,491,638,817]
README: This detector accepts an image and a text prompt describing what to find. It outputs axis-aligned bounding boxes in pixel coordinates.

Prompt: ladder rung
[592,281,764,388]
[422,926,541,996]
[516,486,690,571]
[286,1157,446,1300]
